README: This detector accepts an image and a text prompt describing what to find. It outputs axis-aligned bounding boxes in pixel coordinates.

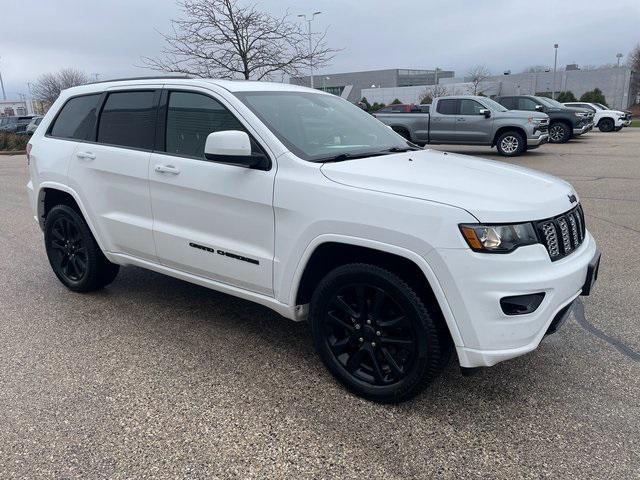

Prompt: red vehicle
[376,103,430,113]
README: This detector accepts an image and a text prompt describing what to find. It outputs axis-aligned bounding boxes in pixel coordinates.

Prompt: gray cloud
[1,0,639,99]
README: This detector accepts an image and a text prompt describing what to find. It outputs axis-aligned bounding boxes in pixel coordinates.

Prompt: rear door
[68,88,160,261]
[148,87,276,296]
[430,99,458,143]
[455,99,492,144]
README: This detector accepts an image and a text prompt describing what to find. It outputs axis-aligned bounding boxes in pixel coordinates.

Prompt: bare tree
[466,65,491,95]
[32,68,89,105]
[142,0,338,80]
[419,84,448,103]
[629,44,640,72]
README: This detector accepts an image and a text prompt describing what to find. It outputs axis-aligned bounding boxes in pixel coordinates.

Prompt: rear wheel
[310,263,447,403]
[495,130,526,157]
[549,122,571,143]
[44,205,119,292]
[598,118,614,132]
[391,126,411,141]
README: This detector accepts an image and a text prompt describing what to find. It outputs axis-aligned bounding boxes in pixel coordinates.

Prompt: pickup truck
[563,102,631,132]
[373,96,549,157]
[495,95,594,143]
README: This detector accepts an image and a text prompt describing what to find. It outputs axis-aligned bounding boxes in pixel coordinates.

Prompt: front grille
[538,118,549,133]
[535,204,586,261]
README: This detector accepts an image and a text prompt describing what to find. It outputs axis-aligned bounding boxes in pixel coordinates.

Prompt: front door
[149,88,276,296]
[455,98,493,144]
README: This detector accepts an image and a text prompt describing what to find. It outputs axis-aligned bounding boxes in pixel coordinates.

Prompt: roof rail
[84,75,192,85]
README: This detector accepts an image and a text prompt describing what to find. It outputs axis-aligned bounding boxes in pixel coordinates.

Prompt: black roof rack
[85,75,192,85]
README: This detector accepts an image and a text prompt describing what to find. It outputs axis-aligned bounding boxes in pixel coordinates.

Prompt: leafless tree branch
[31,68,88,105]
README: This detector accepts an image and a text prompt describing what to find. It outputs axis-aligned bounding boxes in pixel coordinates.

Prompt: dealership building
[359,66,638,110]
[290,68,455,103]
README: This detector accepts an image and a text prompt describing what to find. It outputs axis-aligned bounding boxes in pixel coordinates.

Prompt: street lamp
[0,56,7,101]
[298,11,322,89]
[552,43,558,99]
[616,53,623,67]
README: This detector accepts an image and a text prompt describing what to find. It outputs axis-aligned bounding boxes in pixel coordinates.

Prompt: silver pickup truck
[373,96,550,157]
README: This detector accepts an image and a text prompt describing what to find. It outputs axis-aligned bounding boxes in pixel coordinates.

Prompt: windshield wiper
[381,146,421,152]
[315,151,390,163]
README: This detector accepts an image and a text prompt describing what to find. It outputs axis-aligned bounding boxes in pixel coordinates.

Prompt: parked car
[495,96,593,143]
[27,78,600,403]
[373,95,549,157]
[25,116,44,135]
[593,103,633,126]
[0,115,35,134]
[563,102,630,132]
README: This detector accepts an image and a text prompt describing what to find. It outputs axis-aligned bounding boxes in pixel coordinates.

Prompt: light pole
[26,82,36,115]
[552,43,558,99]
[616,53,623,67]
[298,11,322,89]
[0,56,7,101]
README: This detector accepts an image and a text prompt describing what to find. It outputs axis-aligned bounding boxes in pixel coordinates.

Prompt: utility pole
[297,11,322,89]
[616,53,623,67]
[0,57,7,101]
[27,82,35,115]
[552,43,559,99]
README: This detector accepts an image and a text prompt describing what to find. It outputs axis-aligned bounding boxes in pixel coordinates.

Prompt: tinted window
[518,98,539,111]
[50,94,101,140]
[436,99,458,115]
[98,91,156,149]
[498,97,516,109]
[459,99,484,115]
[165,91,245,158]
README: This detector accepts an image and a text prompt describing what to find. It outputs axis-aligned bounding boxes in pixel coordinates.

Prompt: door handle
[154,164,180,175]
[76,151,96,160]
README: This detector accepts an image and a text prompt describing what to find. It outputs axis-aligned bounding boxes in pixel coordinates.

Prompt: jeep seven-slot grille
[535,204,586,261]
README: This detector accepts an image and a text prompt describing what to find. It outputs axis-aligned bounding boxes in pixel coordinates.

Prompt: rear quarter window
[49,94,102,140]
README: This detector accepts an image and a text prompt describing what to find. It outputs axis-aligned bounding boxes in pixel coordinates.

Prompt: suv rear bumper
[426,232,597,368]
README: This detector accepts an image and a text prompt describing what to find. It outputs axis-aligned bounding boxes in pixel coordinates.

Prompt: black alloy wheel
[549,122,570,143]
[310,263,448,403]
[598,118,614,132]
[48,215,88,283]
[45,204,119,292]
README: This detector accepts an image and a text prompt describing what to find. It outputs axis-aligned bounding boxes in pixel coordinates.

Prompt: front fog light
[459,223,538,253]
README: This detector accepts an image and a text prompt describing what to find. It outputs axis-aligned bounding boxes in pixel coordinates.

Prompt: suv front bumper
[426,232,598,367]
[573,123,592,135]
[527,133,549,147]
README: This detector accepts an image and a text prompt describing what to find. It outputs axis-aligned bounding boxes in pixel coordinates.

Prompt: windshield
[480,98,507,112]
[233,91,410,162]
[594,103,609,110]
[536,97,557,108]
[543,98,565,108]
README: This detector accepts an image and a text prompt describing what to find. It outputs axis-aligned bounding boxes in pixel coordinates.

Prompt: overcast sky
[1,0,639,99]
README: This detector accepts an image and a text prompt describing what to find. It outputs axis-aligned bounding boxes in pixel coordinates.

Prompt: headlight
[574,112,588,118]
[527,117,543,124]
[459,223,538,253]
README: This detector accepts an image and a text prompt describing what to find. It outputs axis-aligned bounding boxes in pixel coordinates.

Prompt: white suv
[27,78,600,403]
[563,101,631,132]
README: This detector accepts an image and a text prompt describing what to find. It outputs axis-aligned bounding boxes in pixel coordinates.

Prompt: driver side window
[518,98,538,111]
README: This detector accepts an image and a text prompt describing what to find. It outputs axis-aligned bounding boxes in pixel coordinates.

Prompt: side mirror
[535,104,544,112]
[479,109,491,118]
[204,130,268,169]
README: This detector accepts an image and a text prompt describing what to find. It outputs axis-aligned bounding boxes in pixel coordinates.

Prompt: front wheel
[549,122,571,143]
[598,118,614,132]
[496,131,526,157]
[310,263,448,403]
[44,205,119,292]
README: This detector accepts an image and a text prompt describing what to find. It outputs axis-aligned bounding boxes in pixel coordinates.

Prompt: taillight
[26,143,32,165]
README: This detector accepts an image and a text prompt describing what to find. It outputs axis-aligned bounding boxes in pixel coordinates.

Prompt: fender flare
[288,234,464,346]
[36,181,109,252]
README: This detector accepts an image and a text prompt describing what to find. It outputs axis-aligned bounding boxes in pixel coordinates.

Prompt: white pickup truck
[27,78,599,403]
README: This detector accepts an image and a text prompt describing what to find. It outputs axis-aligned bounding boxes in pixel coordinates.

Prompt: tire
[44,205,119,292]
[495,130,526,157]
[391,126,411,141]
[549,122,571,143]
[309,263,448,403]
[598,118,614,132]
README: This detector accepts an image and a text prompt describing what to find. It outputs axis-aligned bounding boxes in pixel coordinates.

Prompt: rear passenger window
[459,99,484,115]
[436,99,458,115]
[498,97,515,109]
[165,91,245,158]
[49,94,101,140]
[97,91,157,150]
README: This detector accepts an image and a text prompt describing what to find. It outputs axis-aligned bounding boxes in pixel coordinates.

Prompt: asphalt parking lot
[1,130,639,479]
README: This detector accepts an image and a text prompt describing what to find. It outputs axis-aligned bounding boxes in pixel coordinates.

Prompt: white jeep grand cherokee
[27,78,600,403]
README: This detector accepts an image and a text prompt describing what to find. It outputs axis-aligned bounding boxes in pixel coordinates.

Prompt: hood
[320,149,578,223]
